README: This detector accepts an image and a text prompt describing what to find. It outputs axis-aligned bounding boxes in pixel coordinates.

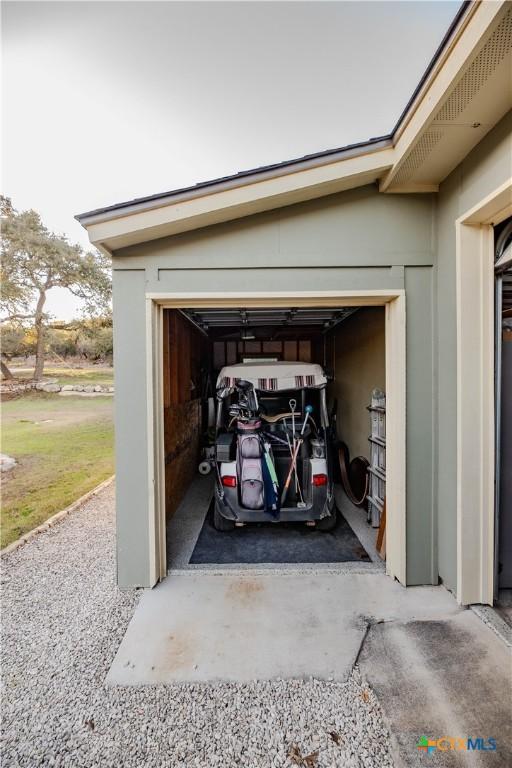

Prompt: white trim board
[146,290,407,588]
[456,178,512,606]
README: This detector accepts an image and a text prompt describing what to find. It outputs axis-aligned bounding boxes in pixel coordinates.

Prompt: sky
[2,0,460,319]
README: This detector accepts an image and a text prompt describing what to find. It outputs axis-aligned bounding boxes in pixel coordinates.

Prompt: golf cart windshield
[216,361,328,393]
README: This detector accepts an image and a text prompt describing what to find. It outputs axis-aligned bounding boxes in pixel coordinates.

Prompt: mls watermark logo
[416,735,497,754]
[416,736,437,754]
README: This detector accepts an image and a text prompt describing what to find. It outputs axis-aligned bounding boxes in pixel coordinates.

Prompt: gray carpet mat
[189,504,370,564]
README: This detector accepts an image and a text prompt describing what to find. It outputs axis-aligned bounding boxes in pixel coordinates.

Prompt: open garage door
[151,292,404,584]
[147,292,406,586]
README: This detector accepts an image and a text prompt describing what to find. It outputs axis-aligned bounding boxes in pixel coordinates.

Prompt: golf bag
[237,420,264,509]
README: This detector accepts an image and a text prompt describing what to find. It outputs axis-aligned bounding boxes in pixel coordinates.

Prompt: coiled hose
[338,441,369,507]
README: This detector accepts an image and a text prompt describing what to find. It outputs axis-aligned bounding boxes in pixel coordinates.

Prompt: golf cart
[213,361,337,531]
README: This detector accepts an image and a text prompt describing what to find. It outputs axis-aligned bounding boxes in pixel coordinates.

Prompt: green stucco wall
[435,110,512,593]
[112,184,439,588]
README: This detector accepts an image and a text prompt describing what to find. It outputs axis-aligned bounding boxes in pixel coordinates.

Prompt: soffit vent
[392,130,443,186]
[435,8,512,123]
[389,8,512,188]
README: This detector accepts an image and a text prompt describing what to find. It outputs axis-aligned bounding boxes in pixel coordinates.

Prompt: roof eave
[75,136,392,227]
[80,145,395,253]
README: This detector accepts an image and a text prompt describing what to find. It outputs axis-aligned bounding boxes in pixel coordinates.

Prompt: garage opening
[161,304,387,570]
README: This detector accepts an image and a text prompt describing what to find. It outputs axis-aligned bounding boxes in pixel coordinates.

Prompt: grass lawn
[9,365,114,387]
[1,393,114,548]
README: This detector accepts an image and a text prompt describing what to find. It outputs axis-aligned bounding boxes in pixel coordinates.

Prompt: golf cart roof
[217,361,327,392]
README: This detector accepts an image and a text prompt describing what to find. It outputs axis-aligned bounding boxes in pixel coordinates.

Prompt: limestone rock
[0,454,16,472]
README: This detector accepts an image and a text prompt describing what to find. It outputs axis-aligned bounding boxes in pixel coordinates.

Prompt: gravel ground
[1,483,394,768]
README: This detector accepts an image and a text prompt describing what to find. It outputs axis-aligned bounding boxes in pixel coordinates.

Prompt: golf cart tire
[213,500,236,531]
[316,507,338,531]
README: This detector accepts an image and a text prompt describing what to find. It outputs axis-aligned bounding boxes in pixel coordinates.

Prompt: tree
[1,323,26,357]
[45,327,79,359]
[0,322,23,378]
[1,196,111,379]
[0,322,34,379]
[76,319,113,362]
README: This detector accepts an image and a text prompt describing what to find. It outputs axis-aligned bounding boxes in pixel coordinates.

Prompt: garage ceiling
[181,307,358,333]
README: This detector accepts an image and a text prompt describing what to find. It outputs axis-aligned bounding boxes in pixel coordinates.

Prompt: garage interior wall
[329,307,385,461]
[436,109,512,593]
[211,335,322,369]
[162,310,208,518]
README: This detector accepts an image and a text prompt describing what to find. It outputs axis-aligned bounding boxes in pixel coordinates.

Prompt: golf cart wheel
[213,500,236,531]
[316,507,338,532]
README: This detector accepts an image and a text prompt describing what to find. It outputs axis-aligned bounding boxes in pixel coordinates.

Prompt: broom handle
[281,439,303,504]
